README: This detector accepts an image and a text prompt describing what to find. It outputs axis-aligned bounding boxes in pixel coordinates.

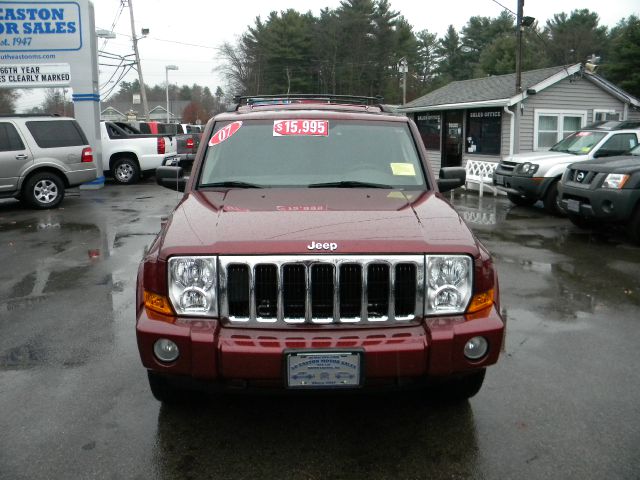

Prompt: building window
[465,109,501,155]
[593,109,621,122]
[414,113,441,150]
[534,109,587,150]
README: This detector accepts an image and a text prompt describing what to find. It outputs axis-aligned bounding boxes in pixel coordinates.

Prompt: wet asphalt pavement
[0,180,639,480]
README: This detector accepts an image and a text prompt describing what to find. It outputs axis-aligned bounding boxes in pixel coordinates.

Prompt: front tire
[627,206,640,244]
[147,371,189,404]
[440,369,486,401]
[22,171,65,209]
[543,180,563,216]
[112,157,140,184]
[507,193,537,207]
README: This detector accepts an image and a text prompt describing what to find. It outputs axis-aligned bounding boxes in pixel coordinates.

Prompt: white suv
[493,121,640,214]
[0,115,97,209]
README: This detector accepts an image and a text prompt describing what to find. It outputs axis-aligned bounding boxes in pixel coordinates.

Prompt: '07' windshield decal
[209,121,243,146]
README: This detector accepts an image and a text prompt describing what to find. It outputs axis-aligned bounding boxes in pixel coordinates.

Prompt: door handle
[15,154,29,160]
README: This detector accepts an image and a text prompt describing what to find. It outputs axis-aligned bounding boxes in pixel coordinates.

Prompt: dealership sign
[0,63,70,87]
[0,2,82,51]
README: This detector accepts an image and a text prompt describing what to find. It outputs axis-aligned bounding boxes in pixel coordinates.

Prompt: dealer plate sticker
[287,351,361,388]
[273,120,328,136]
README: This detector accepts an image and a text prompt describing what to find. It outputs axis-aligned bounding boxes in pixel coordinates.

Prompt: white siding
[519,76,626,152]
[628,108,640,121]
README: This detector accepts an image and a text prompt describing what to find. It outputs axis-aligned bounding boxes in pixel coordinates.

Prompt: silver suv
[0,115,97,209]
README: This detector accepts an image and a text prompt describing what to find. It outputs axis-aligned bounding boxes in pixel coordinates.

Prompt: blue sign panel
[0,2,82,52]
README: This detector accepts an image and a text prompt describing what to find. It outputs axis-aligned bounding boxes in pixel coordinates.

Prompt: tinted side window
[599,133,638,154]
[26,120,88,148]
[0,123,26,152]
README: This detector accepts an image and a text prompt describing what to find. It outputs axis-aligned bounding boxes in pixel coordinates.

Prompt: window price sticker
[273,120,329,137]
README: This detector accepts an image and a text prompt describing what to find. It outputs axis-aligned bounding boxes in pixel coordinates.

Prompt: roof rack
[231,94,385,111]
[584,120,640,131]
[0,113,62,118]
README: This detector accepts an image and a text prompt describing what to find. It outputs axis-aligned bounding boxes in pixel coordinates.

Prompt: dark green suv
[558,144,640,243]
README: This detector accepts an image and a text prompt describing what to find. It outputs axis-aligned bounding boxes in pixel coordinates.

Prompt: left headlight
[168,256,218,316]
[518,162,539,176]
[426,255,473,315]
[602,173,630,189]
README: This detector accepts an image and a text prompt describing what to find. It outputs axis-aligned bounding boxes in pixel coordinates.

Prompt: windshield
[198,119,427,188]
[550,131,606,154]
[629,144,640,156]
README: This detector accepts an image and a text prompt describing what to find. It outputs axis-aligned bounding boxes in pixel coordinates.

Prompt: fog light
[154,338,179,363]
[464,336,488,360]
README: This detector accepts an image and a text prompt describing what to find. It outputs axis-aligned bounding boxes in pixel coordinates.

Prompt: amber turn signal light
[467,289,494,314]
[144,291,173,315]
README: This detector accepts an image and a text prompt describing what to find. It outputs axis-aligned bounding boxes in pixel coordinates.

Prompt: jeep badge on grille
[307,241,338,251]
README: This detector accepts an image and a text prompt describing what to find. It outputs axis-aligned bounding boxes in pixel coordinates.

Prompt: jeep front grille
[219,255,424,325]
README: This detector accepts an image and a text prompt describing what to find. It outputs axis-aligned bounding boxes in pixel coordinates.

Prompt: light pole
[165,65,178,123]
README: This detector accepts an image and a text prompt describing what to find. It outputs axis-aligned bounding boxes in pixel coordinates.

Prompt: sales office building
[397,64,640,173]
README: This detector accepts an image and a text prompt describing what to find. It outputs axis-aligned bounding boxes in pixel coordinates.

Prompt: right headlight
[602,173,630,189]
[168,256,218,316]
[517,162,539,176]
[426,255,473,315]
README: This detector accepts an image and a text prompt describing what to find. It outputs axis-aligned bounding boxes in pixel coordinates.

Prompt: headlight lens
[426,255,473,315]
[518,162,539,176]
[168,256,217,316]
[602,173,630,189]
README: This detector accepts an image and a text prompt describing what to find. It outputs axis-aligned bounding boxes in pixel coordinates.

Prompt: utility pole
[515,0,524,95]
[514,0,524,154]
[399,57,408,105]
[127,0,149,121]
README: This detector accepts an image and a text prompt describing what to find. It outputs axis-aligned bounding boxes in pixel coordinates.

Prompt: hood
[506,150,587,165]
[570,155,640,174]
[159,188,478,257]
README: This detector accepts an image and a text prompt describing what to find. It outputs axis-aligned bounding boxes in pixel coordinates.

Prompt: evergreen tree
[601,15,640,98]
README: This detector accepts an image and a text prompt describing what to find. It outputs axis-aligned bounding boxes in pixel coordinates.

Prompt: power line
[99,2,124,52]
[489,0,516,17]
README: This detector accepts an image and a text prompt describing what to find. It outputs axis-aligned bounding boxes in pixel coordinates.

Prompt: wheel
[22,171,65,209]
[568,214,597,230]
[112,157,140,184]
[440,369,486,401]
[542,180,563,216]
[507,193,536,207]
[627,206,640,244]
[147,371,189,404]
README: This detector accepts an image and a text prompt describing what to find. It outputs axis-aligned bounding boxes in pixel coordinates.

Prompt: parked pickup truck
[163,124,203,173]
[137,95,505,404]
[100,121,177,184]
[493,121,640,215]
[558,144,640,243]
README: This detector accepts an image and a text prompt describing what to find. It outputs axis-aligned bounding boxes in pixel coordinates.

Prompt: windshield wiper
[307,180,394,189]
[200,181,264,188]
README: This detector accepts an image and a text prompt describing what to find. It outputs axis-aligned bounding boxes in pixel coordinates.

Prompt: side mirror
[156,166,187,192]
[437,166,466,192]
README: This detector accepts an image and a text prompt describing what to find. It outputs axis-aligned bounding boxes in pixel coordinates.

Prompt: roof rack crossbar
[232,94,384,110]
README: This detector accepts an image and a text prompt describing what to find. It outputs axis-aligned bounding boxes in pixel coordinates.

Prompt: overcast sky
[15,0,640,111]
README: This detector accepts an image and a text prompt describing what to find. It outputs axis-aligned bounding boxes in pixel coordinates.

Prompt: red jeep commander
[137,95,504,403]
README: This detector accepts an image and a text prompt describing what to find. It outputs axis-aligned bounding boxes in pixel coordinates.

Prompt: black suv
[558,143,640,243]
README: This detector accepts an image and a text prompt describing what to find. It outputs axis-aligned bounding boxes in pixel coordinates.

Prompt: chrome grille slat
[219,255,424,326]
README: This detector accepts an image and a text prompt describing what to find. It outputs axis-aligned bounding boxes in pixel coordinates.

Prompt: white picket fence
[464,160,498,197]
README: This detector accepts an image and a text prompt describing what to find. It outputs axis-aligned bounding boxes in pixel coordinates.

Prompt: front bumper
[559,182,639,221]
[493,171,554,199]
[163,154,195,167]
[136,306,504,389]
